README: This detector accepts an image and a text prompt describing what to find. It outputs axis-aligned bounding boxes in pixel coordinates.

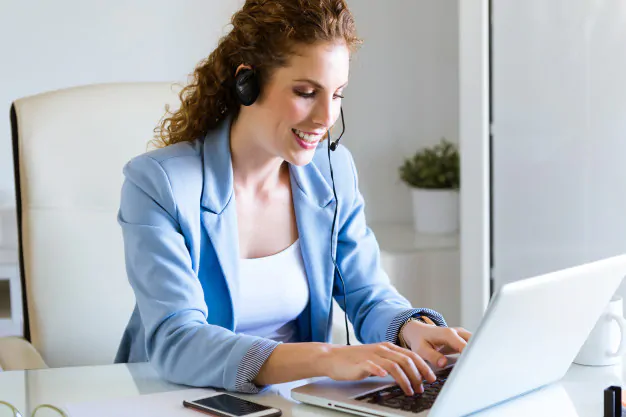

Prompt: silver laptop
[292,254,626,416]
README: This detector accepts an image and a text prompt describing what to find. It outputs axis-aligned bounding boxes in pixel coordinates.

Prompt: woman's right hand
[322,342,437,396]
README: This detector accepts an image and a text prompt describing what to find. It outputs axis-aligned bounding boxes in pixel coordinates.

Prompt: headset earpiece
[234,67,260,106]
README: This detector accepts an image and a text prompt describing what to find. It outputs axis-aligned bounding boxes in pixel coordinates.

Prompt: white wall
[492,1,626,295]
[0,0,459,234]
[0,0,242,203]
[345,0,459,223]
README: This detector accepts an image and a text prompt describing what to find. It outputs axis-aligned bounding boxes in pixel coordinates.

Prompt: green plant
[399,138,460,189]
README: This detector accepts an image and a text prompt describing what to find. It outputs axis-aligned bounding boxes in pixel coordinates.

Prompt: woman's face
[250,41,350,166]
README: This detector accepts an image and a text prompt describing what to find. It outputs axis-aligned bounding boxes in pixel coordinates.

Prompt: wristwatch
[397,315,436,349]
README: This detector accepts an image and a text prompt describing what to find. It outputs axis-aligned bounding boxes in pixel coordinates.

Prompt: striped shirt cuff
[234,339,281,393]
[385,308,448,345]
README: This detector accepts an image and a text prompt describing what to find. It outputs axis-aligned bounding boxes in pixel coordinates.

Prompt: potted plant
[399,138,460,234]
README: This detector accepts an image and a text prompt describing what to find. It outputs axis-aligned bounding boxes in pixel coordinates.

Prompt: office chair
[5,82,180,368]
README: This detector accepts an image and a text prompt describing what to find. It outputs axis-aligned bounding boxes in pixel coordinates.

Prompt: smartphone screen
[188,394,277,416]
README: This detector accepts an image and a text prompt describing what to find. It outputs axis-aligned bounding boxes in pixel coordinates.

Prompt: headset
[235,67,351,345]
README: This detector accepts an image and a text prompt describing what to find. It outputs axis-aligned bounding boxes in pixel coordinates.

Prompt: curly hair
[152,0,362,148]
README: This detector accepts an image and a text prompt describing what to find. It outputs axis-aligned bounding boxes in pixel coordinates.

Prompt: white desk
[0,360,623,417]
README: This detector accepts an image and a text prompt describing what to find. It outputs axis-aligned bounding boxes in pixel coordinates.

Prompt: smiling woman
[114,0,470,398]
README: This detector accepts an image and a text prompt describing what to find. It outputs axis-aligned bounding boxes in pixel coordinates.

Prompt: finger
[377,346,425,394]
[364,360,388,378]
[384,343,436,383]
[375,358,416,396]
[412,342,448,370]
[430,328,468,353]
[454,327,472,342]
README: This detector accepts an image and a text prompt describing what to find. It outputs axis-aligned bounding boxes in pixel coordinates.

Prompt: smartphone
[183,393,282,417]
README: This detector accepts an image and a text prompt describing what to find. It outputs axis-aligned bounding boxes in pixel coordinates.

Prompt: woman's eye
[294,90,345,100]
[295,90,316,98]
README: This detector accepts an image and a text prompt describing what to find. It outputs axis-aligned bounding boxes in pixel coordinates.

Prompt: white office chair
[4,82,181,368]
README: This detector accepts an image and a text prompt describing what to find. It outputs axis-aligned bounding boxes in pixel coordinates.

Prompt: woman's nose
[312,96,336,128]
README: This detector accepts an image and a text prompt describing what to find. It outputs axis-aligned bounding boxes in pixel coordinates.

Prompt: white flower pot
[410,188,459,234]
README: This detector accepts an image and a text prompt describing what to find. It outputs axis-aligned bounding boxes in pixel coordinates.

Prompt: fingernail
[438,358,446,367]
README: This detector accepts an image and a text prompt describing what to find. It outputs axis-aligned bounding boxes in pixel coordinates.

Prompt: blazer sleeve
[118,155,279,393]
[333,151,448,346]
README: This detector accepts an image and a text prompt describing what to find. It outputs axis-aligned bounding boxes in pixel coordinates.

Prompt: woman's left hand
[401,321,472,369]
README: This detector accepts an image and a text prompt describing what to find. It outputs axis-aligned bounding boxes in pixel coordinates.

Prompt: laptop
[292,254,626,416]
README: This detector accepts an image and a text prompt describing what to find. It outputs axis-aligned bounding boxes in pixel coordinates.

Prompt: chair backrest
[10,82,181,367]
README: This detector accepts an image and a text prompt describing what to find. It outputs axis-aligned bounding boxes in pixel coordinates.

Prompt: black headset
[234,67,261,107]
[234,67,351,345]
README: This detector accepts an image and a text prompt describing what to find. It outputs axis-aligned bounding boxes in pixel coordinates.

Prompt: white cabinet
[331,223,460,344]
[373,223,460,328]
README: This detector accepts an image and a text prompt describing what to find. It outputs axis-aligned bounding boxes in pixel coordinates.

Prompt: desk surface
[0,360,623,417]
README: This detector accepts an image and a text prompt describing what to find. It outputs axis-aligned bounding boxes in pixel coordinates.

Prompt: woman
[115,0,471,396]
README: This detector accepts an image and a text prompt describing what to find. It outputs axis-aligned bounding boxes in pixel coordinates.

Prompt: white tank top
[235,239,310,343]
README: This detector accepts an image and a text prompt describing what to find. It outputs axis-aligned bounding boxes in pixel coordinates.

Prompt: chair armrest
[0,336,48,370]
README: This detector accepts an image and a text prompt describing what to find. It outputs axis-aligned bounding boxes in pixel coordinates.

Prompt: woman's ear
[235,63,253,77]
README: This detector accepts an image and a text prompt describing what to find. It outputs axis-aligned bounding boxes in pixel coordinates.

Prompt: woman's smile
[292,128,324,150]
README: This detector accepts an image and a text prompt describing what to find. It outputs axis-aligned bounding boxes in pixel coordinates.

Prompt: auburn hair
[153,0,361,148]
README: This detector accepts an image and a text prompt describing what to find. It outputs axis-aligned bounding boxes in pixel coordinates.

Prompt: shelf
[370,222,459,254]
[0,304,9,319]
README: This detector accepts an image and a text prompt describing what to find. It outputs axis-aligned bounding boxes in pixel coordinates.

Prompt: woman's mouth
[292,128,323,150]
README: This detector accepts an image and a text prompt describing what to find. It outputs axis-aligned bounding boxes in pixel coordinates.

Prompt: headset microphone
[329,107,345,152]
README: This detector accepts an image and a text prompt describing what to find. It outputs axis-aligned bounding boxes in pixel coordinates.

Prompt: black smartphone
[183,393,282,417]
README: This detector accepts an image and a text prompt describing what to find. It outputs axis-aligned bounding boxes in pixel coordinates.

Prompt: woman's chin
[286,150,316,167]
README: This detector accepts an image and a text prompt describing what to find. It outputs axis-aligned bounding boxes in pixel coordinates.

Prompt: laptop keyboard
[354,367,453,414]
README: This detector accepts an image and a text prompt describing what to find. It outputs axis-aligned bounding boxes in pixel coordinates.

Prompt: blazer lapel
[198,116,337,339]
[290,160,336,342]
[199,117,240,328]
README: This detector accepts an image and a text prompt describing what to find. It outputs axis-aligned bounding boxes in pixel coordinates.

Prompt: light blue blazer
[114,116,446,393]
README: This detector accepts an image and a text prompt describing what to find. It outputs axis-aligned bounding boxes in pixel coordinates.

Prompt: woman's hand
[322,342,437,396]
[401,321,472,369]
